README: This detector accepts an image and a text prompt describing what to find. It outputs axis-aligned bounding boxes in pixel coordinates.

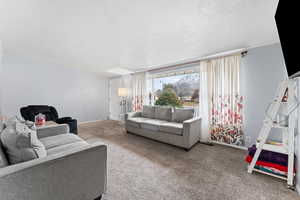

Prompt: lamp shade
[118,88,128,97]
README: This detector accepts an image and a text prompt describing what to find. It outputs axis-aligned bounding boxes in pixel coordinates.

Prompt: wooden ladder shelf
[247,79,298,188]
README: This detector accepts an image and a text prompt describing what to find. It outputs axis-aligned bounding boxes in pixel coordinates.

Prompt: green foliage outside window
[155,87,183,107]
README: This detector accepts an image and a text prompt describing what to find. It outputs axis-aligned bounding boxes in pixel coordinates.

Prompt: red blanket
[245,155,291,172]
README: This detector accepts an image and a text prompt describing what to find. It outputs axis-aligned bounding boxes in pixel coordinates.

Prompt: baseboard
[212,141,247,151]
[79,120,104,125]
[199,139,214,146]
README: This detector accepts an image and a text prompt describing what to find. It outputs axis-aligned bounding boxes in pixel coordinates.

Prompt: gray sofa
[125,106,201,150]
[0,124,107,200]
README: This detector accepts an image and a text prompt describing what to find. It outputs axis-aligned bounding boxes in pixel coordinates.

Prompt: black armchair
[20,105,78,135]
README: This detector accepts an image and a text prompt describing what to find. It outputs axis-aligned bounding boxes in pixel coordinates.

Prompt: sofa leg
[95,195,102,200]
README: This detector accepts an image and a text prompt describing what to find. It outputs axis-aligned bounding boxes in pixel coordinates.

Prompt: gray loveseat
[125,106,201,150]
[0,124,107,200]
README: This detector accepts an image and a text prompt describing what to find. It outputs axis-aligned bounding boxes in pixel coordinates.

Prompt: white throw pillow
[0,119,47,164]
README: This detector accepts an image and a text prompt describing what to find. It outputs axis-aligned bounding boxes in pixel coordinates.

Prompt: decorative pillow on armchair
[0,117,47,164]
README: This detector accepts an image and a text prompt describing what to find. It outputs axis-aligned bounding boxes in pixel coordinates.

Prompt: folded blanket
[248,145,288,166]
[245,155,296,173]
[254,165,287,177]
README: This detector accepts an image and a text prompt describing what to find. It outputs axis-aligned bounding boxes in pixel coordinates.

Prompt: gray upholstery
[1,121,47,165]
[154,106,172,121]
[36,124,69,139]
[159,122,183,135]
[0,121,9,168]
[140,119,165,131]
[4,116,19,127]
[0,121,4,133]
[183,117,201,148]
[142,105,155,119]
[173,108,194,123]
[40,134,83,150]
[125,112,142,120]
[126,117,149,128]
[40,133,89,156]
[0,124,107,200]
[126,120,140,128]
[0,143,8,168]
[125,107,201,150]
[46,141,89,156]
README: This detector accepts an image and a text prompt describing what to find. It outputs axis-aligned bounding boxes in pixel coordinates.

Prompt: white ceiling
[0,0,279,76]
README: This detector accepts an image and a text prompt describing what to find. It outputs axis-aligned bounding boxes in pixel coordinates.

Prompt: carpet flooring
[78,120,299,200]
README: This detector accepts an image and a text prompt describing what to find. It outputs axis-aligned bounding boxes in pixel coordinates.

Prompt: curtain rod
[135,48,248,74]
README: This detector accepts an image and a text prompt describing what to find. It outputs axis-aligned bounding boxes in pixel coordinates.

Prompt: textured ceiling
[0,0,279,76]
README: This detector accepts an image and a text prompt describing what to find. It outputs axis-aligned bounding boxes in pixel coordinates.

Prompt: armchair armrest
[36,124,70,139]
[183,117,201,149]
[55,117,72,123]
[125,112,142,120]
[0,143,107,200]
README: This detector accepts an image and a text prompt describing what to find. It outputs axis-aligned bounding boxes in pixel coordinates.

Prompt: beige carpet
[78,120,299,200]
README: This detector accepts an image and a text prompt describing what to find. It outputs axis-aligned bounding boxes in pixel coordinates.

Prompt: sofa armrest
[183,117,201,124]
[125,112,142,120]
[183,117,201,149]
[0,143,107,200]
[36,124,70,139]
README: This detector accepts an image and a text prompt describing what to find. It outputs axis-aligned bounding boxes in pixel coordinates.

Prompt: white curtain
[199,61,211,142]
[199,54,244,146]
[131,72,147,111]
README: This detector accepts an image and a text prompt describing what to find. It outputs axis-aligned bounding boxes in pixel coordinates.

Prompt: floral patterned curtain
[200,55,244,146]
[132,72,147,112]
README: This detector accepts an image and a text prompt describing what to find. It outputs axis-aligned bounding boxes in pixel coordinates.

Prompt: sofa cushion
[159,122,183,135]
[140,119,166,131]
[127,117,149,128]
[173,108,194,123]
[1,120,47,165]
[46,141,89,156]
[40,134,83,150]
[142,105,155,119]
[154,106,172,121]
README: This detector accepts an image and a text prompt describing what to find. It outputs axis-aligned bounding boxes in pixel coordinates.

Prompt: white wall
[241,43,288,146]
[0,54,109,122]
[240,43,300,192]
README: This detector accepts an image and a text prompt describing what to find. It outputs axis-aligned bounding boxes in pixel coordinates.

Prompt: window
[151,68,199,108]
